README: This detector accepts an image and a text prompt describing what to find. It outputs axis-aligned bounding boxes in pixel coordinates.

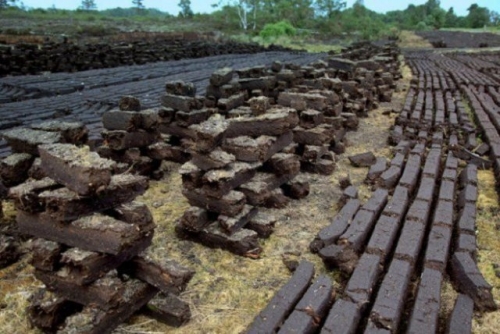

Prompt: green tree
[0,0,16,9]
[178,0,194,17]
[132,0,144,9]
[467,3,490,28]
[491,11,500,26]
[444,7,459,27]
[80,0,97,10]
[315,0,346,18]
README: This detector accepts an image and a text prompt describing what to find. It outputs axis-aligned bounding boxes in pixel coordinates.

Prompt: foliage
[79,0,96,11]
[259,20,296,40]
[132,0,144,10]
[178,0,194,18]
[467,4,490,28]
[1,0,499,41]
[0,0,16,10]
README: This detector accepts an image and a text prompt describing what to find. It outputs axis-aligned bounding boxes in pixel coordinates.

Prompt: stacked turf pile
[9,143,194,333]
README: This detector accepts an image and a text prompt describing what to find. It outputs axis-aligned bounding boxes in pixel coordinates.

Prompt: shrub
[415,21,429,31]
[259,20,296,41]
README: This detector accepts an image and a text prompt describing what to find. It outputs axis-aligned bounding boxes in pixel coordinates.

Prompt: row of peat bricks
[0,41,403,332]
[247,50,498,333]
[0,37,294,77]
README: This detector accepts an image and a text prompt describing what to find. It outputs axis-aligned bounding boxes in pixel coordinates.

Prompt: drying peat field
[0,31,499,333]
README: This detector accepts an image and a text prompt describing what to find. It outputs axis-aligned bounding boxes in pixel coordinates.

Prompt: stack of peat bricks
[157,80,212,163]
[0,121,89,268]
[249,49,498,333]
[171,42,404,257]
[8,143,194,333]
[97,95,168,179]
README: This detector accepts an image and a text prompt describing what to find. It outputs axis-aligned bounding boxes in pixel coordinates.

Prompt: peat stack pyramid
[98,95,165,178]
[175,105,306,257]
[8,143,194,333]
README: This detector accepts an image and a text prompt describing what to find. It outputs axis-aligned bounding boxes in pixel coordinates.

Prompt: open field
[0,30,500,333]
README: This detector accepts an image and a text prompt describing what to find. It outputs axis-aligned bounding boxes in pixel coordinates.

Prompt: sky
[15,0,500,17]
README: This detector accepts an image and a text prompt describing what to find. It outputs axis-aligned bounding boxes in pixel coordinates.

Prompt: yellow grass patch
[473,170,500,334]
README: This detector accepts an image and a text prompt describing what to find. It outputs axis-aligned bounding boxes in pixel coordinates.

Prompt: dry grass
[1,56,498,334]
[398,30,433,49]
[472,170,500,334]
[0,78,407,334]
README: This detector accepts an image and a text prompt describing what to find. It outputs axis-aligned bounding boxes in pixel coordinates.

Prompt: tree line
[1,0,498,40]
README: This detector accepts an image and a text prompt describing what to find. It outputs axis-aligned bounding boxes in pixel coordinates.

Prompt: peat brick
[102,130,158,150]
[9,177,60,213]
[180,207,209,232]
[424,225,452,272]
[160,94,203,112]
[398,155,421,192]
[422,148,442,178]
[102,111,141,131]
[0,153,33,186]
[407,268,442,334]
[394,221,426,266]
[366,214,401,258]
[282,176,310,199]
[191,148,235,171]
[0,234,20,269]
[176,223,261,257]
[120,255,194,294]
[28,158,46,180]
[2,128,62,155]
[345,253,382,308]
[442,168,458,182]
[456,233,477,261]
[31,120,88,145]
[182,188,246,217]
[459,164,478,186]
[348,151,376,167]
[18,211,149,255]
[39,144,115,196]
[246,212,277,238]
[366,157,388,182]
[446,294,474,334]
[27,289,80,333]
[293,124,334,146]
[383,186,409,219]
[37,174,148,222]
[29,238,63,272]
[267,153,301,176]
[457,203,477,234]
[247,261,315,334]
[457,184,478,209]
[406,199,431,223]
[339,209,377,252]
[362,188,389,215]
[144,293,191,327]
[310,199,360,252]
[390,153,405,168]
[278,275,334,334]
[202,162,258,198]
[119,95,141,111]
[438,180,456,202]
[210,68,234,87]
[320,299,361,334]
[59,279,157,334]
[370,259,412,332]
[379,165,402,189]
[218,205,258,235]
[433,200,454,228]
[450,251,497,311]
